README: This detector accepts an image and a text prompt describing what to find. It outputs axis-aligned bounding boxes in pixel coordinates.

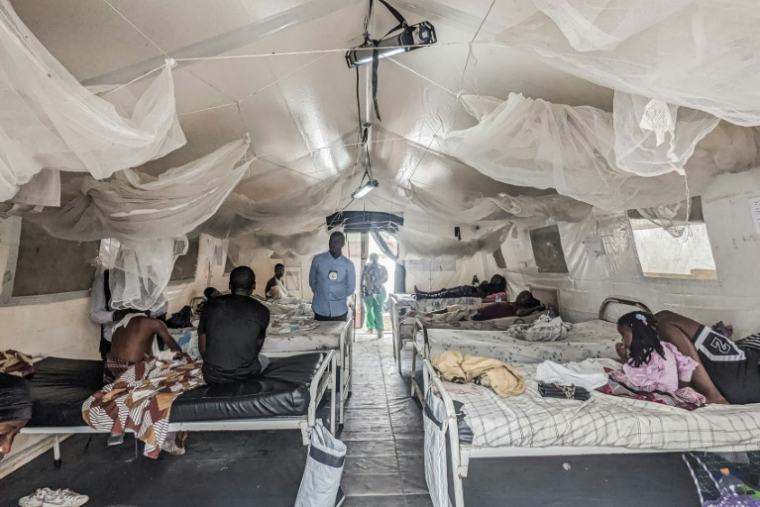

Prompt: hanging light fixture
[352,179,379,199]
[345,21,437,68]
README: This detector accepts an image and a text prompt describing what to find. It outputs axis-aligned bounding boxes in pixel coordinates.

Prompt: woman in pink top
[615,312,699,392]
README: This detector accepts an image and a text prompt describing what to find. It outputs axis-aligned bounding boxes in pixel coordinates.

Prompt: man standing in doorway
[309,231,356,322]
[362,253,388,338]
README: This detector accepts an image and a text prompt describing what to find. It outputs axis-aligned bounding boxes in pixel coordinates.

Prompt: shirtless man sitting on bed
[104,312,182,384]
[616,310,760,405]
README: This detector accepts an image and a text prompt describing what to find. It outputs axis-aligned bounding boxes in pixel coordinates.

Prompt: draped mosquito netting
[1,0,760,309]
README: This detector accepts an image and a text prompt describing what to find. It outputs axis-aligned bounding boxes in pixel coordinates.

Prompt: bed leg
[299,421,309,446]
[330,353,337,435]
[411,349,417,398]
[53,434,61,468]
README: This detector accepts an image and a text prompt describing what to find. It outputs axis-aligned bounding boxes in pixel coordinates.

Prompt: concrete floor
[0,333,433,507]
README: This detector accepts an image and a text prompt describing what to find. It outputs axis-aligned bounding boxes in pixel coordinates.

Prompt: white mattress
[169,321,347,358]
[416,319,619,364]
[260,321,346,355]
[450,359,760,452]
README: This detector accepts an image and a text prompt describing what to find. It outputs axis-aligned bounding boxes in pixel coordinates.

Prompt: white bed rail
[22,350,337,466]
[423,358,466,507]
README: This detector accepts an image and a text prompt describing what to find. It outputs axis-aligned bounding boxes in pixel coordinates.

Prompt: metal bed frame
[422,356,749,507]
[22,350,337,467]
[264,316,354,425]
[417,297,709,507]
[410,296,652,404]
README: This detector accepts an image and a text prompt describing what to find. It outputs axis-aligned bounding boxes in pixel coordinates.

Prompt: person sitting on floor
[472,291,544,321]
[265,263,289,300]
[616,310,760,405]
[198,266,271,385]
[104,311,183,384]
[0,373,32,461]
[414,274,507,300]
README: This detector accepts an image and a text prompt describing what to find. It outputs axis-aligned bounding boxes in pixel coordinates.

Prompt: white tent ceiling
[5,0,760,243]
[8,0,610,212]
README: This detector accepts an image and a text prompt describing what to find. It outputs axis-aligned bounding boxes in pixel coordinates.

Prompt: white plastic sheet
[0,0,185,204]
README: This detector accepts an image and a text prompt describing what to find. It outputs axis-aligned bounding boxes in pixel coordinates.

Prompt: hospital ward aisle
[0,334,433,507]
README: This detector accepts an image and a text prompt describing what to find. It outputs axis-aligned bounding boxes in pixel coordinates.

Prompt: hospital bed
[422,354,760,507]
[21,351,337,466]
[410,296,650,404]
[168,316,354,426]
[416,297,760,507]
[261,317,354,426]
[389,293,484,374]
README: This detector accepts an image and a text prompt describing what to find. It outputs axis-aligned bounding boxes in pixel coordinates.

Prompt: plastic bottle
[471,275,479,287]
[717,468,749,496]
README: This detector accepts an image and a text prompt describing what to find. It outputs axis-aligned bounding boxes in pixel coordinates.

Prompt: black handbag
[538,381,591,401]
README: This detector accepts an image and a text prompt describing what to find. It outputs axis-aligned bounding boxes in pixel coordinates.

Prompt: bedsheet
[416,320,618,364]
[260,321,346,355]
[450,358,760,452]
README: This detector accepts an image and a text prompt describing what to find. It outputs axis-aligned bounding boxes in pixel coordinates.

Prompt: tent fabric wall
[500,171,760,337]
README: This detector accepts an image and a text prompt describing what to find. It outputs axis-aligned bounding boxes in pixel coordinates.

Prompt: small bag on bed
[538,381,591,401]
[295,420,347,507]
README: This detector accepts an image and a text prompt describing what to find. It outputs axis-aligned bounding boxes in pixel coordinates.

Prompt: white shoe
[19,488,89,507]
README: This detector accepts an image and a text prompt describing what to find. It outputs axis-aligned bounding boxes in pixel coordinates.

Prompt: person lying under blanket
[0,373,32,461]
[414,274,507,300]
[105,311,182,384]
[472,291,544,321]
[615,310,760,405]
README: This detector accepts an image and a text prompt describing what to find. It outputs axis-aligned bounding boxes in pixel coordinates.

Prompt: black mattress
[26,353,325,428]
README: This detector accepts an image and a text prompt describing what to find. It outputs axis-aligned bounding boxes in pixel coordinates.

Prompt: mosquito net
[440,93,760,211]
[496,0,760,126]
[0,0,184,204]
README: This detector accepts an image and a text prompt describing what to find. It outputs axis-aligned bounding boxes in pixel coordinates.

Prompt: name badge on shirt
[328,270,338,281]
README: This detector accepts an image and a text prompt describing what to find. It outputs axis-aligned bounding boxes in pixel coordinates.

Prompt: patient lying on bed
[616,310,760,405]
[414,275,506,300]
[105,312,182,384]
[472,291,543,321]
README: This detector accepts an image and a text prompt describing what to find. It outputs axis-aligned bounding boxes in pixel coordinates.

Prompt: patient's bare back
[110,317,160,364]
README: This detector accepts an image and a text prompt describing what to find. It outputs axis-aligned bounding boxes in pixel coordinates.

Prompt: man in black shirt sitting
[198,266,271,385]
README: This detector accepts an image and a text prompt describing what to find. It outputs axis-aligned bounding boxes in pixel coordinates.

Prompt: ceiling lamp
[352,179,379,199]
[345,21,437,68]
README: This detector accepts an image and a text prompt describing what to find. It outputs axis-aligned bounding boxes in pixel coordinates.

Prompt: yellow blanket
[432,351,526,398]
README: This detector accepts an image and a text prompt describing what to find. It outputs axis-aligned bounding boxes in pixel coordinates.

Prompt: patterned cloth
[268,318,319,335]
[83,355,205,459]
[606,368,705,411]
[451,359,760,451]
[405,305,479,326]
[0,350,34,377]
[103,356,134,385]
[504,315,573,342]
[416,320,619,365]
[261,321,346,355]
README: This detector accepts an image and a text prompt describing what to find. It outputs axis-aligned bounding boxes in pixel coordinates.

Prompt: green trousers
[363,289,387,332]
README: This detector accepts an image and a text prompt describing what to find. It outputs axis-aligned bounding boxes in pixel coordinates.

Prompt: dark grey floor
[0,334,432,507]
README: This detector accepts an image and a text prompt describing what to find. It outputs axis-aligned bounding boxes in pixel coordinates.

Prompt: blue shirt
[309,252,356,317]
